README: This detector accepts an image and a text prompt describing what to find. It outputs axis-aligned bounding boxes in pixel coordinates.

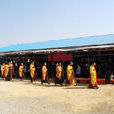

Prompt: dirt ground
[0,78,113,114]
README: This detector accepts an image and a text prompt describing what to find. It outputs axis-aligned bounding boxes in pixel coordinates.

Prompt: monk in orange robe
[66,62,76,86]
[1,63,5,79]
[41,62,50,85]
[30,61,37,83]
[89,62,99,89]
[55,63,64,86]
[6,61,14,81]
[4,63,9,80]
[19,63,25,80]
[9,61,14,80]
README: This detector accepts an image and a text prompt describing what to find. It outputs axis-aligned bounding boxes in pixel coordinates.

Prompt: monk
[89,62,99,89]
[66,62,76,86]
[1,63,5,79]
[41,62,50,85]
[55,63,64,86]
[19,63,25,80]
[30,61,37,83]
[6,61,14,81]
[4,63,9,80]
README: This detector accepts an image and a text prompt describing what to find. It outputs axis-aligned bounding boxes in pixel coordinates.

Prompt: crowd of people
[0,61,99,89]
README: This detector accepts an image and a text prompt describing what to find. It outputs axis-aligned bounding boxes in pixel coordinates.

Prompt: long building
[0,34,114,83]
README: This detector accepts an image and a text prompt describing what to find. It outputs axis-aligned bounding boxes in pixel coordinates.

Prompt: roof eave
[0,43,114,56]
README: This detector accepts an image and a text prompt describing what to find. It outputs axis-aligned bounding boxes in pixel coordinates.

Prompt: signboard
[48,54,72,61]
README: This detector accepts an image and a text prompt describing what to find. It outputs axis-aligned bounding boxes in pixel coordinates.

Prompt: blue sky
[0,0,114,47]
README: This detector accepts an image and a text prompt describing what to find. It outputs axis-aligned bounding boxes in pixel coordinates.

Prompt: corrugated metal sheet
[0,34,114,53]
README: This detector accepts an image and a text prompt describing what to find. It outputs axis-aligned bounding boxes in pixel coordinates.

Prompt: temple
[0,34,114,84]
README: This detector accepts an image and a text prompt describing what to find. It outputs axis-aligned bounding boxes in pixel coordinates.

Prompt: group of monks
[0,61,99,89]
[1,61,14,81]
[29,61,77,86]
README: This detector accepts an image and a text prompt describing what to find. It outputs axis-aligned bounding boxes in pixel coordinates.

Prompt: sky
[0,0,114,48]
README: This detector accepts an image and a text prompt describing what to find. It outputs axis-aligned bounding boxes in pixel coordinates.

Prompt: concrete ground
[0,78,114,114]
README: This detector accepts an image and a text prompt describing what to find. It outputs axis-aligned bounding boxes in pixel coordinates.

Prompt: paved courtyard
[0,79,114,114]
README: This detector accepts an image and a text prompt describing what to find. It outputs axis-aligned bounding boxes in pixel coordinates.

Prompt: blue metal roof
[0,34,114,53]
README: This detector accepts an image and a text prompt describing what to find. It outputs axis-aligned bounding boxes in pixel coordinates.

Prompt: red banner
[48,54,72,61]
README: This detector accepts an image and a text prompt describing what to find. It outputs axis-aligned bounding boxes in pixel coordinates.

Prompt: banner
[48,54,72,61]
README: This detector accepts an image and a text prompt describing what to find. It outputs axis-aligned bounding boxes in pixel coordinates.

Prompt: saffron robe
[41,66,49,84]
[30,64,36,82]
[89,65,98,88]
[66,65,76,86]
[6,64,14,81]
[1,65,5,77]
[55,66,64,85]
[4,64,9,79]
[19,65,24,80]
